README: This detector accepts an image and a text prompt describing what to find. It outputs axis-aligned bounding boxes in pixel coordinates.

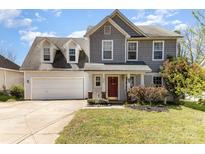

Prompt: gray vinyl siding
[112,15,142,37]
[144,74,153,87]
[135,75,141,86]
[138,39,177,72]
[90,21,126,63]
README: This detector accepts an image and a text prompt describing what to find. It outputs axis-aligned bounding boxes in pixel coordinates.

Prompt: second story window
[127,42,138,60]
[43,47,51,62]
[104,25,111,35]
[102,40,113,60]
[153,41,164,61]
[69,49,76,62]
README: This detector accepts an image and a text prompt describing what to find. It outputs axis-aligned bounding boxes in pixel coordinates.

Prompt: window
[102,40,113,60]
[128,42,138,60]
[43,47,51,62]
[95,76,101,87]
[104,26,111,35]
[153,41,164,60]
[130,76,135,88]
[69,49,76,62]
[153,76,162,87]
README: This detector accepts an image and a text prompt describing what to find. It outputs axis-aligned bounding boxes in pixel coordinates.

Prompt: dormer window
[104,25,111,35]
[43,47,51,62]
[68,48,76,62]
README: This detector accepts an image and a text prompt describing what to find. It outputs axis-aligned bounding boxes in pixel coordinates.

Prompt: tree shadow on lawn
[181,100,205,112]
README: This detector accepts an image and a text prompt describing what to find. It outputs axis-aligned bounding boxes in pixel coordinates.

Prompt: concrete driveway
[0,100,86,144]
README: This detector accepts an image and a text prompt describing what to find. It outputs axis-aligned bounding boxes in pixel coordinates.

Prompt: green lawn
[56,106,205,144]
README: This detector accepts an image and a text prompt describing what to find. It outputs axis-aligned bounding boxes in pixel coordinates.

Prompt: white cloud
[19,30,56,45]
[53,10,62,17]
[35,12,46,22]
[171,20,182,25]
[131,10,145,20]
[135,10,178,26]
[67,30,86,38]
[133,9,188,32]
[174,23,188,31]
[0,9,32,28]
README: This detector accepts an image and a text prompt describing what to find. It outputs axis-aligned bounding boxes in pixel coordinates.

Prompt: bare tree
[0,47,16,62]
[180,25,205,64]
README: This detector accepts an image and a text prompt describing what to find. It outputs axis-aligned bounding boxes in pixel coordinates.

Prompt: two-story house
[21,10,182,100]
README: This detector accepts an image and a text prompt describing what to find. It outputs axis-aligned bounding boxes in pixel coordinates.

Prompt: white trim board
[127,41,138,61]
[152,40,165,61]
[102,40,113,61]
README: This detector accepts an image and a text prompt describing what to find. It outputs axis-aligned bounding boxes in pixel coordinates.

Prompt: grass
[56,106,205,144]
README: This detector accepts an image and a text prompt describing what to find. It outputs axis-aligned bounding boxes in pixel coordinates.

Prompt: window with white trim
[153,41,164,60]
[153,76,162,87]
[95,76,101,87]
[127,42,138,60]
[104,25,111,35]
[43,47,51,62]
[69,48,76,62]
[102,40,113,60]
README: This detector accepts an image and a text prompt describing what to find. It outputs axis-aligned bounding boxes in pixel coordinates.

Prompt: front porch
[87,72,145,101]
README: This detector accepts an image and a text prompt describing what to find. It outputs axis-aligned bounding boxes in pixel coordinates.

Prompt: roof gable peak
[109,9,148,37]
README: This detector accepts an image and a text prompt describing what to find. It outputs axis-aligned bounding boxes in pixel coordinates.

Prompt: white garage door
[31,77,84,100]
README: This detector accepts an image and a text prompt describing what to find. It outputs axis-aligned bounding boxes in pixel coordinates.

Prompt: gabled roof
[0,55,20,70]
[110,9,148,37]
[84,16,130,38]
[85,9,182,39]
[21,37,89,71]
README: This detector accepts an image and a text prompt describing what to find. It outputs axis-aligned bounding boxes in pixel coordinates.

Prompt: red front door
[108,77,118,99]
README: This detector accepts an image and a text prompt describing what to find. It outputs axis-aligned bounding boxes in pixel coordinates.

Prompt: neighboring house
[0,55,23,91]
[21,9,182,100]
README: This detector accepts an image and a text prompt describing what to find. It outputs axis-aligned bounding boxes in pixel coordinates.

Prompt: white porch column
[102,73,105,92]
[88,73,92,92]
[140,74,145,86]
[127,73,131,91]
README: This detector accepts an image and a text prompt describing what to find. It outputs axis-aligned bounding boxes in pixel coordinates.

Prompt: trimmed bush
[198,99,205,105]
[87,98,109,105]
[10,85,24,99]
[128,86,167,105]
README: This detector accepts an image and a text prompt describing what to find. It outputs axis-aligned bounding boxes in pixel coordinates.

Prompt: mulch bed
[129,104,168,112]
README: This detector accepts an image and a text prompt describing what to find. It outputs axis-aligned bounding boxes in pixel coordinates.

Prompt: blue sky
[0,9,204,65]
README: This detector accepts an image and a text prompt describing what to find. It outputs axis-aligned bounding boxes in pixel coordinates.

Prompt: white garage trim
[31,77,85,100]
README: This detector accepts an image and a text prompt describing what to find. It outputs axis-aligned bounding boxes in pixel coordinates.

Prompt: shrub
[128,86,146,103]
[87,98,109,105]
[128,86,168,105]
[161,57,205,102]
[198,99,205,105]
[10,85,24,99]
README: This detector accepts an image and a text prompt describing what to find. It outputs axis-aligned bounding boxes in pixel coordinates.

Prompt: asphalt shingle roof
[138,25,182,38]
[0,55,20,70]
